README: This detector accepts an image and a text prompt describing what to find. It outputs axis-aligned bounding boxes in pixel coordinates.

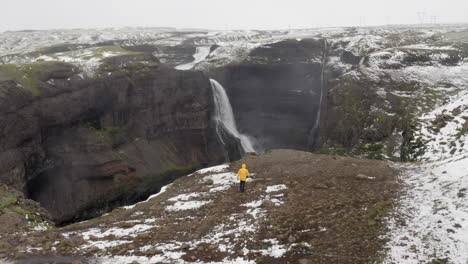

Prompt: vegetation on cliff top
[0,61,71,96]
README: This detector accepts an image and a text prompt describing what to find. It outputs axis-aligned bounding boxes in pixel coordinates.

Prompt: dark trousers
[240,180,246,192]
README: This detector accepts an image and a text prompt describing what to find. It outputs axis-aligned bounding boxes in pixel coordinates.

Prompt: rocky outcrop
[0,56,229,223]
[0,183,51,233]
[317,74,404,160]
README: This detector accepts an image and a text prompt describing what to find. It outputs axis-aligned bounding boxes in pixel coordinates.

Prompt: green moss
[87,46,141,59]
[359,142,385,160]
[315,140,350,156]
[10,206,30,216]
[0,193,18,209]
[90,126,127,139]
[100,55,159,77]
[260,244,270,250]
[0,61,66,96]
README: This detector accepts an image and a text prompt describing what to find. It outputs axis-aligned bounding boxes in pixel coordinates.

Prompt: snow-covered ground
[2,24,466,72]
[364,37,468,263]
[384,153,468,264]
[48,164,291,264]
[416,88,468,161]
[0,28,177,57]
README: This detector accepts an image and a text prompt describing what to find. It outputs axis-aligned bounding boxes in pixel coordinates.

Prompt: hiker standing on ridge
[237,164,249,193]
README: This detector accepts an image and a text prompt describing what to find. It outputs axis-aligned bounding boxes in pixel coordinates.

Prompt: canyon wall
[0,56,231,223]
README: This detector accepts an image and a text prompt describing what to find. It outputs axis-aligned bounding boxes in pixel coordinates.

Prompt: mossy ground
[0,61,67,96]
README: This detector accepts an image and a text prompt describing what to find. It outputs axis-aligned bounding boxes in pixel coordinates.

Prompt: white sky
[1,0,468,32]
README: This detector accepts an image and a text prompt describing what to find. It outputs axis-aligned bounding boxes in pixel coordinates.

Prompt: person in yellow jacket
[237,164,250,193]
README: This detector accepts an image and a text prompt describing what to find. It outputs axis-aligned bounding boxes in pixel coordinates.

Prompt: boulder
[205,179,214,185]
[145,248,163,255]
[452,106,462,116]
[180,243,190,250]
[355,174,369,180]
[0,212,27,233]
[463,119,468,132]
[261,200,274,208]
[0,240,11,253]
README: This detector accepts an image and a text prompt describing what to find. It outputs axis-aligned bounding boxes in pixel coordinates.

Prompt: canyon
[0,26,467,263]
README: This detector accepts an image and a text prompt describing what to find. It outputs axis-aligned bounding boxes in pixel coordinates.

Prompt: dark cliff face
[0,59,228,223]
[210,39,327,151]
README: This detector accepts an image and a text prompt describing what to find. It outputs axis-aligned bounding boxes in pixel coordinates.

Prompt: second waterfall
[210,79,256,154]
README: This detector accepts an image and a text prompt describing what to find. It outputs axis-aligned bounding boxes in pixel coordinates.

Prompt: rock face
[0,57,229,223]
[211,39,327,151]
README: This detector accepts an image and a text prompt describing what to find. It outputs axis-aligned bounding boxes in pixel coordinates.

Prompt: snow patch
[259,239,288,258]
[81,240,132,251]
[168,193,203,202]
[165,200,212,211]
[265,184,288,193]
[123,183,172,210]
[202,172,237,189]
[195,164,230,174]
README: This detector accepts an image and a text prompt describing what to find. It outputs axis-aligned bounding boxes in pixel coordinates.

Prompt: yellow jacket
[237,164,250,181]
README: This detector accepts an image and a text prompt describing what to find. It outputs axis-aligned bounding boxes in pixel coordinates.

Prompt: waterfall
[210,79,256,153]
[308,39,328,150]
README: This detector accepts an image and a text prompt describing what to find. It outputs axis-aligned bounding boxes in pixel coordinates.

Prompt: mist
[1,0,468,32]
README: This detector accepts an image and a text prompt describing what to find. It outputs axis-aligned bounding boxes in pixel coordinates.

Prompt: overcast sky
[1,0,468,32]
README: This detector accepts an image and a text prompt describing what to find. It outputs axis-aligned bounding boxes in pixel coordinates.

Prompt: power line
[417,12,426,24]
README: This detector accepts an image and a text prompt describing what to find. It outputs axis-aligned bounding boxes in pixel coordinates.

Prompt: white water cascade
[308,39,328,149]
[210,79,256,153]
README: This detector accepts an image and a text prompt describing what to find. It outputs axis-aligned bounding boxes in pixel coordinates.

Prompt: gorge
[1,25,467,230]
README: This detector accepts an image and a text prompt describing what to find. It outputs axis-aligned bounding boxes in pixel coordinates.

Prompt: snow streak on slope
[175,46,211,70]
[384,154,468,264]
